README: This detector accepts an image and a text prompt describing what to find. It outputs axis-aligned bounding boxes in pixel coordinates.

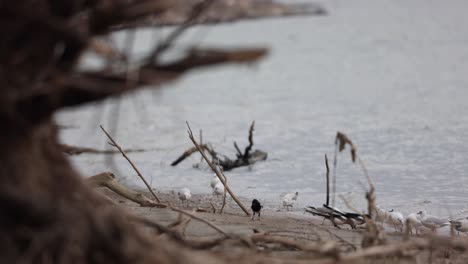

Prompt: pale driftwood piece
[87,172,159,207]
[186,122,251,216]
[100,125,161,203]
[89,171,231,237]
[95,192,117,205]
[61,143,147,155]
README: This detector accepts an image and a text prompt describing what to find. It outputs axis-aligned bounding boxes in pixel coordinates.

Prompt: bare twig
[149,0,216,61]
[186,122,250,216]
[220,169,227,214]
[100,125,161,203]
[332,142,338,207]
[325,154,330,206]
[243,121,255,160]
[233,141,243,157]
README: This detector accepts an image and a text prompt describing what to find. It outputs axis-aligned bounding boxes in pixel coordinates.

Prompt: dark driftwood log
[87,172,159,207]
[171,121,267,171]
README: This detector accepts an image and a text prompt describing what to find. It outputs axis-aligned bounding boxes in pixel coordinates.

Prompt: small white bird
[387,209,404,232]
[210,175,222,189]
[283,191,299,202]
[374,206,389,224]
[177,187,191,207]
[417,211,449,232]
[212,182,225,197]
[406,213,423,235]
[449,218,468,235]
[282,192,298,211]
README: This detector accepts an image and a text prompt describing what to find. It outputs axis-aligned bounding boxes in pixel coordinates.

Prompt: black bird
[251,199,263,220]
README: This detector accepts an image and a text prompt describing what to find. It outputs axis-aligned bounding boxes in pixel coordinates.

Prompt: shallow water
[59,0,468,219]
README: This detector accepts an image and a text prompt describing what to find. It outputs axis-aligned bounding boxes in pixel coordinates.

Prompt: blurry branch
[17,47,267,125]
[87,172,162,207]
[148,0,216,61]
[186,122,251,216]
[61,143,147,155]
[100,125,161,203]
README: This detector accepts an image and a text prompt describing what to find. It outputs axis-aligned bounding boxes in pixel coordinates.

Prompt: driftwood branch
[170,144,219,166]
[61,144,147,155]
[87,172,160,207]
[243,121,255,160]
[148,0,216,61]
[186,122,251,216]
[100,125,161,203]
[172,121,267,171]
[16,47,267,125]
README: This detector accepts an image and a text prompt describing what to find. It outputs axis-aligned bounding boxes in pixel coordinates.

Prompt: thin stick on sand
[186,122,251,216]
[100,125,161,203]
[220,168,227,214]
[325,154,330,206]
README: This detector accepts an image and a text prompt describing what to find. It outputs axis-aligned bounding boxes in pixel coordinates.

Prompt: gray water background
[58,0,468,218]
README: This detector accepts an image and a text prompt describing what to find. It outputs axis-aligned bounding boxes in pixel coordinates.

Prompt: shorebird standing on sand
[417,210,449,233]
[387,209,404,231]
[178,187,192,207]
[406,212,423,235]
[282,192,298,211]
[251,199,263,220]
